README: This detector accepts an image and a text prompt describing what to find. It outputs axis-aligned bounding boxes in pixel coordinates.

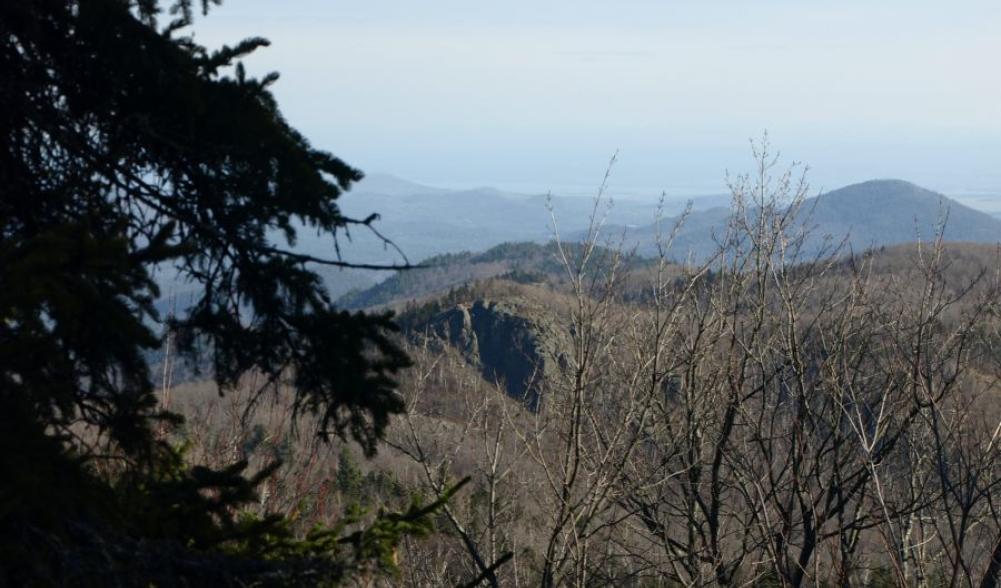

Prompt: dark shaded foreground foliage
[0,0,442,584]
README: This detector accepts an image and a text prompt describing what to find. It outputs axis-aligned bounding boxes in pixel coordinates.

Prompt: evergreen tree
[0,0,428,584]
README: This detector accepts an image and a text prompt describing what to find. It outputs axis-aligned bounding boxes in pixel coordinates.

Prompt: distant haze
[195,1,1001,200]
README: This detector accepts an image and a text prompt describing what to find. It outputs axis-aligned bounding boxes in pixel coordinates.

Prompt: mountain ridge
[587,178,1001,259]
[338,179,1001,310]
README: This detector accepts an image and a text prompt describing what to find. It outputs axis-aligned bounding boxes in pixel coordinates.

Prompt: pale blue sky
[194,1,1001,199]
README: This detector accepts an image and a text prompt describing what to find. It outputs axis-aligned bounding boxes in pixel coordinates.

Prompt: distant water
[426,178,1001,215]
[947,191,1001,216]
[425,179,726,203]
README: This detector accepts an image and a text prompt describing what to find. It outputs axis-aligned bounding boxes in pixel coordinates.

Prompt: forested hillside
[5,1,1001,586]
[160,158,1001,586]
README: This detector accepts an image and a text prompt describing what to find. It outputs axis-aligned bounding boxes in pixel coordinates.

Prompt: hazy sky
[194,1,1001,198]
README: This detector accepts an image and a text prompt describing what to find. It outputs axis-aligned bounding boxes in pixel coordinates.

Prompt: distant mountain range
[297,173,723,298]
[332,178,1001,309]
[147,173,994,306]
[583,179,1001,260]
[156,175,1001,307]
[323,173,723,265]
[806,179,1001,243]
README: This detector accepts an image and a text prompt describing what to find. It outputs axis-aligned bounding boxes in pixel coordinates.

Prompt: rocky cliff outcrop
[426,298,564,409]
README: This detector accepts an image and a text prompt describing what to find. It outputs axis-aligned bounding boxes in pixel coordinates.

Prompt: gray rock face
[429,299,562,409]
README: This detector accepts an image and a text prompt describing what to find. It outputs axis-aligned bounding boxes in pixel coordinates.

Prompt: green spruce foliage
[0,0,434,584]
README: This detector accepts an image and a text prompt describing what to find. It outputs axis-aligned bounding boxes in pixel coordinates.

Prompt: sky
[193,1,1001,201]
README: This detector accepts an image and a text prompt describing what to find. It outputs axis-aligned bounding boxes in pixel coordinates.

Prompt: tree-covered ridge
[338,240,643,310]
[367,175,1001,585]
